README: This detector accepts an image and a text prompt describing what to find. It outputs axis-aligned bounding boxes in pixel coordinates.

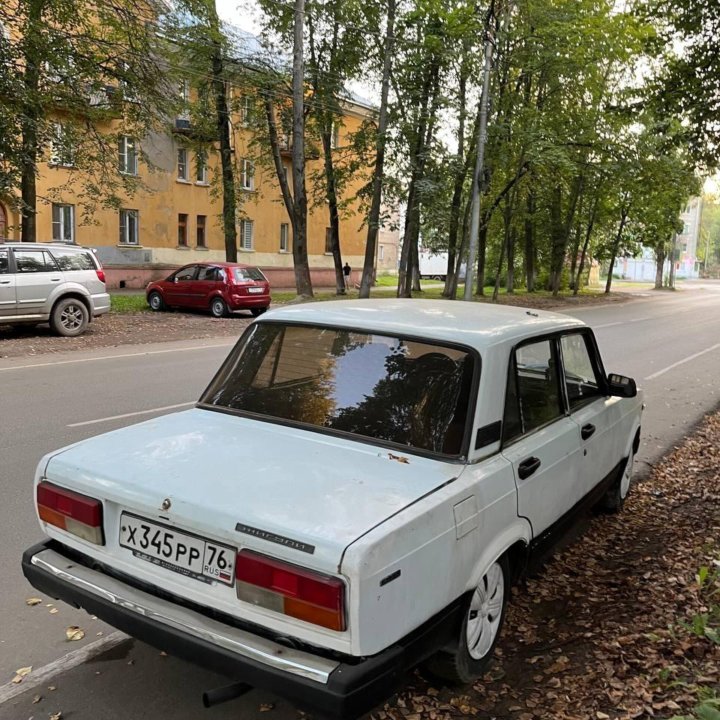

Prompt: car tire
[599,450,634,513]
[210,297,228,318]
[250,307,268,317]
[425,555,509,684]
[148,291,165,312]
[50,298,89,337]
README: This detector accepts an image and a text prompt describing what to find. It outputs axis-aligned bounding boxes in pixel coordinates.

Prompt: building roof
[261,299,585,349]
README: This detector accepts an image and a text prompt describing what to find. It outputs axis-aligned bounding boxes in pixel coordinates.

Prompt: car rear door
[0,248,17,317]
[501,336,584,538]
[559,330,626,497]
[164,265,198,308]
[194,265,223,308]
[13,248,63,317]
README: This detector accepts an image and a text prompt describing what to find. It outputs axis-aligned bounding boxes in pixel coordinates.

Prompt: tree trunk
[605,207,629,294]
[548,185,564,293]
[573,194,599,296]
[668,234,678,289]
[20,0,45,243]
[320,128,345,294]
[475,222,487,296]
[291,0,313,298]
[505,199,515,294]
[654,247,666,289]
[360,0,395,298]
[211,39,237,263]
[448,196,472,299]
[524,190,536,292]
[411,239,421,292]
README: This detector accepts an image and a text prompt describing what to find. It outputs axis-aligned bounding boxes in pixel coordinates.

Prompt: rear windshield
[232,267,266,282]
[200,323,476,457]
[49,248,96,271]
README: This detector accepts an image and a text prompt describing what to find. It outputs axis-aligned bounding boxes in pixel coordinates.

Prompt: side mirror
[607,373,637,398]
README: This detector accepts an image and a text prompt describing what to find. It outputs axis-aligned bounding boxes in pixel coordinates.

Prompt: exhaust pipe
[202,681,253,708]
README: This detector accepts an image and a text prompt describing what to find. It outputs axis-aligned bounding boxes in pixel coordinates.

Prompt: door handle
[518,456,541,480]
[0,280,10,285]
[581,423,596,440]
[50,278,61,282]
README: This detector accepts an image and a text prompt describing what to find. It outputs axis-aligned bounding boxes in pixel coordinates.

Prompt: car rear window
[232,267,266,282]
[201,323,476,457]
[49,248,96,271]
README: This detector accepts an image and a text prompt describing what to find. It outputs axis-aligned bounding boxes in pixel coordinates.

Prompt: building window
[239,95,252,126]
[178,213,188,246]
[325,227,333,254]
[683,222,690,235]
[118,136,137,175]
[119,209,139,245]
[240,219,254,251]
[240,159,255,191]
[379,245,384,261]
[197,215,206,248]
[52,204,74,243]
[177,148,188,181]
[50,124,74,167]
[331,123,340,149]
[179,79,190,104]
[196,151,208,184]
[280,223,289,252]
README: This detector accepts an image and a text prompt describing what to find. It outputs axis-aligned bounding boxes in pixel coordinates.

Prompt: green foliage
[110,294,150,313]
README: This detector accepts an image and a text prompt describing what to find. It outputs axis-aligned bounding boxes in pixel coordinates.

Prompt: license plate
[248,287,264,294]
[119,513,235,586]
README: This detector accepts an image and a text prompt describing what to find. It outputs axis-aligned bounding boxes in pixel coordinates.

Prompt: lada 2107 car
[22,300,643,717]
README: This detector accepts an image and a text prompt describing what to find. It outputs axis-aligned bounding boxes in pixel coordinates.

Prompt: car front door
[559,331,626,497]
[13,249,63,317]
[164,265,198,308]
[501,337,584,539]
[0,248,17,317]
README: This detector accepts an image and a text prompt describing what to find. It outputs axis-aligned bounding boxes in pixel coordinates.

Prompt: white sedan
[23,300,643,717]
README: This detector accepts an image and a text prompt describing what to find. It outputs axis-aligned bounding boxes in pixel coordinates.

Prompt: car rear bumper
[22,541,464,719]
[91,293,111,316]
[228,294,270,310]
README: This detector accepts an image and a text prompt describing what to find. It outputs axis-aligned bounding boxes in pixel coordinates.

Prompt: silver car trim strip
[31,549,338,684]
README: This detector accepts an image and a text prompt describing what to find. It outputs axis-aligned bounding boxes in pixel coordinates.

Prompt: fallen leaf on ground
[49,608,58,615]
[65,626,84,641]
[32,695,42,704]
[11,666,32,683]
[260,703,275,712]
[26,598,42,606]
[49,713,62,720]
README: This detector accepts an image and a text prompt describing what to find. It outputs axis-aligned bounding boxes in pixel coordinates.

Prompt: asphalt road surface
[1,281,719,720]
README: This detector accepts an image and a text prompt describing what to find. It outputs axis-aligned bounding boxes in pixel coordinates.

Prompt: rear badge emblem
[161,498,172,511]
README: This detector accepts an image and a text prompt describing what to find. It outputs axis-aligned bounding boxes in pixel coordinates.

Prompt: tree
[0,0,172,241]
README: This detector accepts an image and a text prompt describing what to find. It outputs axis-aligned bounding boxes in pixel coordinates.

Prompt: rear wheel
[210,297,228,318]
[600,450,635,513]
[425,556,509,683]
[250,307,268,317]
[50,298,89,337]
[148,291,165,312]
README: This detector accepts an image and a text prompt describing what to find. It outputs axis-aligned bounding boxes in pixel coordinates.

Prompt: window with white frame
[240,159,255,190]
[179,79,190,104]
[118,136,137,175]
[52,204,75,243]
[379,245,384,261]
[177,148,188,181]
[240,219,254,251]
[239,95,252,126]
[280,223,289,252]
[50,124,74,167]
[331,122,340,149]
[196,150,208,184]
[119,209,139,245]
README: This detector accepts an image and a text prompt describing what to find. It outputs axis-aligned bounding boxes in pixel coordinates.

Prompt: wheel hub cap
[466,562,504,660]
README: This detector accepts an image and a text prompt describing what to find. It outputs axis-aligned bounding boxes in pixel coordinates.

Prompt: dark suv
[0,243,110,336]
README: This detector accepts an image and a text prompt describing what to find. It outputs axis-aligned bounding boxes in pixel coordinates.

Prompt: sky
[216,0,262,34]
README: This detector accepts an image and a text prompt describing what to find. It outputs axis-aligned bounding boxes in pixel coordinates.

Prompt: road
[1,281,719,719]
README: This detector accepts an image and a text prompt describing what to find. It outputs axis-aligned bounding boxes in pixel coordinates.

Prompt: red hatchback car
[146,262,271,318]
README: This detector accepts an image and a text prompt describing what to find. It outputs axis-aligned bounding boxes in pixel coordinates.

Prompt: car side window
[50,249,95,271]
[0,249,8,274]
[197,266,220,282]
[560,333,602,410]
[14,250,59,273]
[173,266,197,281]
[503,339,563,443]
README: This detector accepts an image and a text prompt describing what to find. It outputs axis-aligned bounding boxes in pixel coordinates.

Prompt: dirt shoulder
[0,290,638,360]
[386,410,720,720]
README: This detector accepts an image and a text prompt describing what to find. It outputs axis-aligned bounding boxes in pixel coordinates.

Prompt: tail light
[236,550,345,631]
[36,481,104,545]
[95,269,106,284]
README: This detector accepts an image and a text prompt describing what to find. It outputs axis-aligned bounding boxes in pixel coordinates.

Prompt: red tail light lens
[37,481,104,545]
[236,550,345,631]
[96,269,106,284]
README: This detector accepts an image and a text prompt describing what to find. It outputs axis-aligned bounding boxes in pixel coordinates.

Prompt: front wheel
[250,307,268,317]
[210,297,228,318]
[50,298,89,337]
[425,556,509,683]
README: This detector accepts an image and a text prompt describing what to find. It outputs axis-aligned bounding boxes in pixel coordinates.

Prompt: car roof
[261,299,586,350]
[186,261,257,269]
[2,242,93,251]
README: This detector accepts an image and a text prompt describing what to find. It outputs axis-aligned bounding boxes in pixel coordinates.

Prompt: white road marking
[0,342,234,372]
[644,343,720,380]
[593,321,624,329]
[68,401,195,427]
[0,631,129,705]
